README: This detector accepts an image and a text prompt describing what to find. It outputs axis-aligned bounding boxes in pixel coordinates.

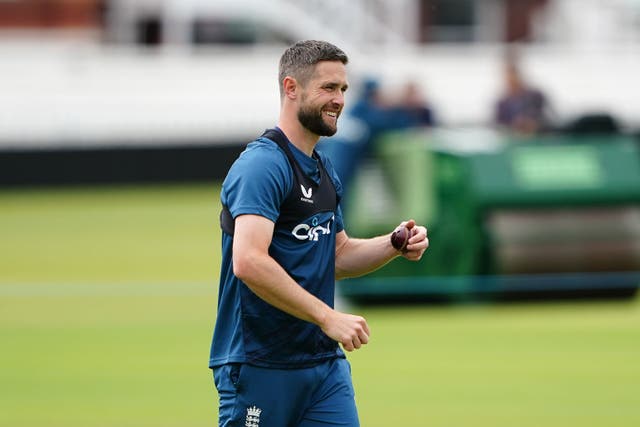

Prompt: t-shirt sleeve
[221,143,292,223]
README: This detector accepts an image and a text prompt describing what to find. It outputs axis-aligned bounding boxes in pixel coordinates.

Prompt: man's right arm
[232,214,370,352]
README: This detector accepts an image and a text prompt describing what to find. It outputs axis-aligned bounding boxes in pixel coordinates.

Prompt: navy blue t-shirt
[209,130,346,369]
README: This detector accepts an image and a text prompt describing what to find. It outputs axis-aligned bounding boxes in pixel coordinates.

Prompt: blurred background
[0,1,639,427]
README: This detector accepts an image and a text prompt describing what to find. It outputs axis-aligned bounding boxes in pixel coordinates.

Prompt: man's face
[297,61,348,137]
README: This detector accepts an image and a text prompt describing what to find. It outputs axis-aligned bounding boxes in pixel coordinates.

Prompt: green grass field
[1,184,639,427]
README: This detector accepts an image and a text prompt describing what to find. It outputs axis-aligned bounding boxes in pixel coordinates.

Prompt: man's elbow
[232,253,255,282]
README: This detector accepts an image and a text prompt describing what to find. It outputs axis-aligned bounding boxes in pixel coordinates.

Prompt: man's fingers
[407,225,427,241]
[358,319,370,343]
[406,226,428,247]
[352,336,362,349]
[402,224,429,261]
[357,317,370,345]
[323,311,371,352]
[359,331,369,345]
[343,319,370,351]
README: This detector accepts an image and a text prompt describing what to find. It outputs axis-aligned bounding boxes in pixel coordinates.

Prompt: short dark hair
[278,40,348,97]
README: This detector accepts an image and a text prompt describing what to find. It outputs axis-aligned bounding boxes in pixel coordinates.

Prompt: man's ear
[282,76,298,100]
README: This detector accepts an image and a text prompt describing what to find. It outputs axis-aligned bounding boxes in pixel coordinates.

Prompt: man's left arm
[335,219,428,281]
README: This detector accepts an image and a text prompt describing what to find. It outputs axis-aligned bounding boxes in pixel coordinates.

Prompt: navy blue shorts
[213,358,359,427]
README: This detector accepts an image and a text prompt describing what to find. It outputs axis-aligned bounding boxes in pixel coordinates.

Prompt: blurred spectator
[349,78,436,132]
[494,55,552,135]
[397,81,436,127]
[349,78,401,133]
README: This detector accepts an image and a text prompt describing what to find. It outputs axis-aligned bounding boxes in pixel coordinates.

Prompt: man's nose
[333,92,345,107]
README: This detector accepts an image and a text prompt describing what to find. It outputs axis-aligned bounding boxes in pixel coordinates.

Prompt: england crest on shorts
[245,405,262,427]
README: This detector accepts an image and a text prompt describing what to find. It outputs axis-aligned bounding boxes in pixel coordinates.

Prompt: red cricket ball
[390,226,411,251]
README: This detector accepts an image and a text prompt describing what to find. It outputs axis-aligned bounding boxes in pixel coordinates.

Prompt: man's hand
[396,219,429,261]
[320,309,370,352]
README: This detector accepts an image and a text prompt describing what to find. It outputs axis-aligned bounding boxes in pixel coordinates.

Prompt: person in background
[349,77,436,134]
[397,80,436,128]
[494,55,553,135]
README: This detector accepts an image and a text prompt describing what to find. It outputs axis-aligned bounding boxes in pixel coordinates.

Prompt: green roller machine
[338,128,640,303]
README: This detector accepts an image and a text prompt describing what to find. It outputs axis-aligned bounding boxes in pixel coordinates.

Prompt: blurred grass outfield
[1,184,639,427]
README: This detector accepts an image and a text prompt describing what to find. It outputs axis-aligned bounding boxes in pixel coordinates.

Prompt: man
[210,40,428,427]
[494,56,552,135]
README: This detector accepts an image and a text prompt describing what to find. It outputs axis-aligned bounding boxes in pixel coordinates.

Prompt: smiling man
[210,40,429,427]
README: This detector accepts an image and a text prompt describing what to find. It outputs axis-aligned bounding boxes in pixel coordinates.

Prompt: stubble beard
[297,103,338,137]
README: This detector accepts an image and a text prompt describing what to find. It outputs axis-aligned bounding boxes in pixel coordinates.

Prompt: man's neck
[277,120,319,157]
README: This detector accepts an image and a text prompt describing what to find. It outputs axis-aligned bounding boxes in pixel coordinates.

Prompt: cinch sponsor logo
[300,185,314,204]
[291,215,334,241]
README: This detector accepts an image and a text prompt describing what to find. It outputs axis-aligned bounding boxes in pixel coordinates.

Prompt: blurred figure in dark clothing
[494,57,552,135]
[350,78,436,132]
[349,78,402,133]
[397,81,436,128]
